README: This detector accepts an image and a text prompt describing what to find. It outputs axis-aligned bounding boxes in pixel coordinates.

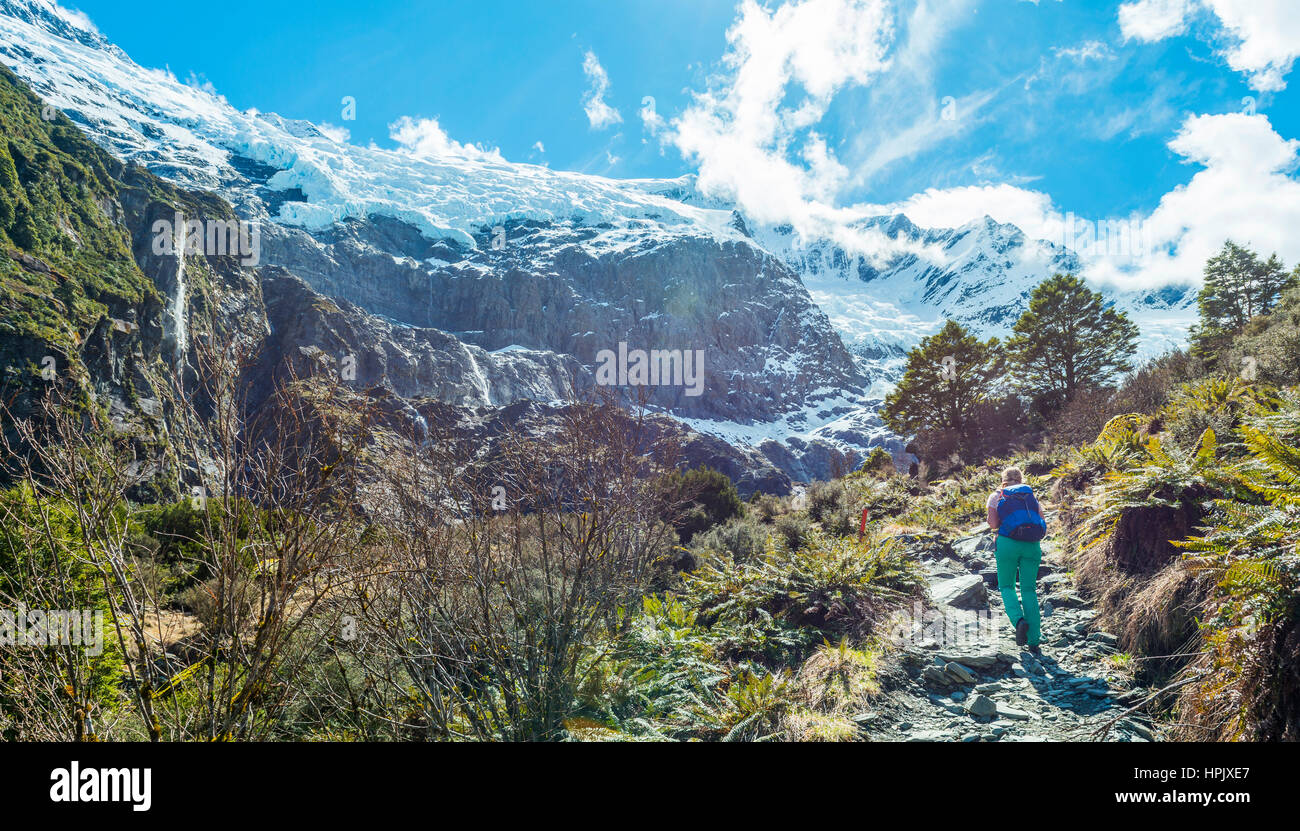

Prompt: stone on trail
[931,574,988,609]
[938,652,1000,669]
[996,704,1032,721]
[966,694,998,717]
[944,662,977,683]
[921,665,951,687]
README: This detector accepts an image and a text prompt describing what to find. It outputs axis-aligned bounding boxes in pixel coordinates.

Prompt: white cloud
[317,123,351,143]
[834,111,1300,292]
[582,51,623,130]
[1118,0,1192,43]
[46,2,99,35]
[532,140,546,154]
[388,116,502,161]
[1052,40,1115,62]
[1202,0,1300,92]
[845,0,989,189]
[667,0,894,229]
[1101,111,1300,287]
[1119,0,1300,92]
[857,183,1063,242]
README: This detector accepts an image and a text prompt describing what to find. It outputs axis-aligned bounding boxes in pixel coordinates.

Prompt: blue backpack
[996,484,1047,542]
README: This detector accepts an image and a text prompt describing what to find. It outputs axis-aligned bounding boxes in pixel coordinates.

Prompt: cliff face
[0,63,803,495]
[0,0,908,487]
[260,217,866,423]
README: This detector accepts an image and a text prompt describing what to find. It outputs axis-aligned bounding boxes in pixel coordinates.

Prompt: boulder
[931,575,989,609]
[938,653,1000,669]
[921,665,951,687]
[966,694,998,717]
[944,662,977,684]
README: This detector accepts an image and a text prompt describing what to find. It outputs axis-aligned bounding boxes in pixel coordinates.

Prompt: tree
[882,320,1005,461]
[1007,273,1138,415]
[1193,241,1296,359]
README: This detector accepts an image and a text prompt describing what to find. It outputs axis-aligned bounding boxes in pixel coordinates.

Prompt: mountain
[0,0,1198,488]
[753,213,1198,385]
[0,0,900,486]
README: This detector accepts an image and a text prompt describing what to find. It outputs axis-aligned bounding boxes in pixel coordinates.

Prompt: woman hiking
[986,467,1048,653]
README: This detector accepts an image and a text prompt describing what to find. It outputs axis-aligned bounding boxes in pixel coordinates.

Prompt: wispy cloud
[582,51,623,130]
[666,0,894,230]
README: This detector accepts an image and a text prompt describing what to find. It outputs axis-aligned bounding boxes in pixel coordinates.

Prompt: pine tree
[1006,273,1138,415]
[1193,241,1294,360]
[882,320,1005,457]
[1254,253,1296,315]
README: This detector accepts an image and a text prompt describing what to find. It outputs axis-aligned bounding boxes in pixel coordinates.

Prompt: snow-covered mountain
[753,214,1197,387]
[0,0,1198,486]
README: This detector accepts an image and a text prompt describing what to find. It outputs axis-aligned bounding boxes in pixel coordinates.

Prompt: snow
[0,0,1198,473]
[753,214,1197,381]
[0,1,742,250]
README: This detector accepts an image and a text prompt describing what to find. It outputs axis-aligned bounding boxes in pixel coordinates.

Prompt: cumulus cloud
[1104,112,1300,287]
[857,183,1064,242]
[667,0,894,230]
[1119,0,1300,92]
[388,116,502,161]
[582,51,623,130]
[1118,0,1192,43]
[317,123,351,143]
[858,112,1300,291]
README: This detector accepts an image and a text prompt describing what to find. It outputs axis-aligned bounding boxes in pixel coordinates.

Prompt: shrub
[773,512,813,552]
[658,466,744,544]
[807,479,846,522]
[692,515,771,564]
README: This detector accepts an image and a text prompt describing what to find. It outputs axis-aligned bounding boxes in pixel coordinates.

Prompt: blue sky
[64,0,1300,286]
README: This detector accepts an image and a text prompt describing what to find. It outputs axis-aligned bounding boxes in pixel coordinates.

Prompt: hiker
[986,466,1048,653]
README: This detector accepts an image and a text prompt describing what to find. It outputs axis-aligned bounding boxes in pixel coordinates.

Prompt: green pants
[996,535,1042,647]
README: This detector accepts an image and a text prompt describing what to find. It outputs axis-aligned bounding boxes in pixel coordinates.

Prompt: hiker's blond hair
[1001,466,1023,485]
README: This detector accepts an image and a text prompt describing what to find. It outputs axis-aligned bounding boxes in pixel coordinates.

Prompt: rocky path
[865,519,1160,742]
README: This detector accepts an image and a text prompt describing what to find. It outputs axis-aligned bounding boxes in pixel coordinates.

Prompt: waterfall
[171,221,188,362]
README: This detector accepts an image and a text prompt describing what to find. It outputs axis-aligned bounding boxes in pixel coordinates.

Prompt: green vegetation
[656,465,744,544]
[0,64,153,363]
[1191,240,1297,360]
[1006,273,1139,416]
[2,56,1299,741]
[882,319,1006,463]
[883,273,1139,464]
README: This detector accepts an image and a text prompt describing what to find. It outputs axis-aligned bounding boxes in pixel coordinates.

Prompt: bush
[806,480,845,522]
[773,513,813,552]
[692,515,770,564]
[748,492,785,523]
[1110,349,1202,415]
[658,466,744,544]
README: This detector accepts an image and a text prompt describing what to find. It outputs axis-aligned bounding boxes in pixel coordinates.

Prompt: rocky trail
[865,515,1161,742]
